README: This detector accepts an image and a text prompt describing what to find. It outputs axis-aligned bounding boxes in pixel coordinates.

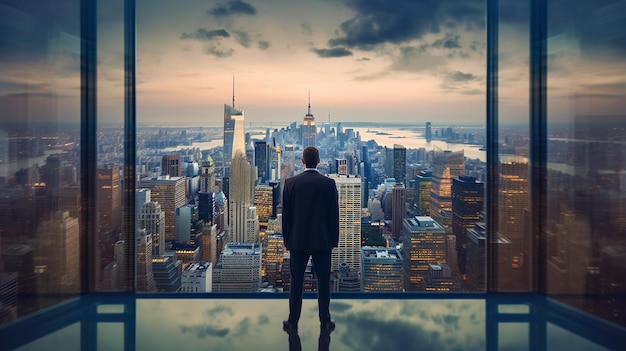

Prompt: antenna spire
[232,75,235,109]
[308,90,311,115]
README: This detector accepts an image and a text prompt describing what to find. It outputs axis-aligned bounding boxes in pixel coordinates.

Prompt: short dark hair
[302,147,320,168]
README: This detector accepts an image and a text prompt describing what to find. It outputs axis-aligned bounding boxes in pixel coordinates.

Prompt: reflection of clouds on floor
[136,299,485,351]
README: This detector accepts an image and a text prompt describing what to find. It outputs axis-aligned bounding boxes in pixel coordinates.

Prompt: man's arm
[329,180,340,248]
[282,179,291,247]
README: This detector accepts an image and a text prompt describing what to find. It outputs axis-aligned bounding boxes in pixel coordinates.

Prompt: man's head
[302,147,320,168]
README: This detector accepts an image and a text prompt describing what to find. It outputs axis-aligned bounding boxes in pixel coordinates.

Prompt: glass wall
[0,0,83,324]
[543,0,626,326]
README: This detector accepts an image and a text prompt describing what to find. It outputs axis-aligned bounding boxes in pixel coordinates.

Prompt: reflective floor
[1,294,624,351]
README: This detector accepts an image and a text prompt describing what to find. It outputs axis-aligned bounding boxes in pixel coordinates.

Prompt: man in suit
[282,146,339,332]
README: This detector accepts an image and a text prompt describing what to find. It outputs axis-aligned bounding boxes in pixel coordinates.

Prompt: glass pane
[496,0,531,291]
[135,0,486,293]
[0,0,82,325]
[499,323,529,351]
[545,0,626,327]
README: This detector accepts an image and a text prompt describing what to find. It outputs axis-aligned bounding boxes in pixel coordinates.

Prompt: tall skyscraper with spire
[223,77,245,164]
[430,146,465,233]
[229,150,256,243]
[302,92,316,148]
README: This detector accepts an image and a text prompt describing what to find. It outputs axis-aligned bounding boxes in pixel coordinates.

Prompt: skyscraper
[391,183,406,241]
[452,176,484,277]
[361,247,404,292]
[402,216,447,291]
[229,151,256,243]
[425,122,432,142]
[97,167,121,231]
[137,201,165,257]
[135,228,156,292]
[199,155,215,193]
[393,144,406,184]
[35,211,79,293]
[161,154,181,177]
[302,94,316,148]
[415,170,432,216]
[335,158,348,175]
[223,81,244,164]
[140,175,186,241]
[329,174,362,273]
[254,141,270,184]
[430,147,465,233]
[212,243,262,292]
[254,185,273,225]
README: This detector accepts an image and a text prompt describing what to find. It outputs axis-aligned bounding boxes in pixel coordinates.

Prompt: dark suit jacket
[282,170,339,251]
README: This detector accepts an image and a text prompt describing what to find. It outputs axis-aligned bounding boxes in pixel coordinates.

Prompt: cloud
[208,0,257,17]
[232,30,251,48]
[432,33,461,49]
[181,28,230,41]
[330,301,353,313]
[312,47,353,58]
[257,314,270,325]
[231,317,251,337]
[391,45,447,72]
[327,0,484,50]
[204,305,234,318]
[179,324,230,338]
[301,23,313,36]
[447,71,477,82]
[206,46,235,58]
[257,41,270,50]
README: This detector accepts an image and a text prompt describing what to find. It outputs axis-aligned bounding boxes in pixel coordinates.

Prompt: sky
[1,0,625,128]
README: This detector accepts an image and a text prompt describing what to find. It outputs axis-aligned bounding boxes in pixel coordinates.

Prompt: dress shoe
[320,320,335,331]
[283,320,298,332]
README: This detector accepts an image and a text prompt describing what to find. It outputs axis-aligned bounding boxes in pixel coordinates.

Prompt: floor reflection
[3,295,623,351]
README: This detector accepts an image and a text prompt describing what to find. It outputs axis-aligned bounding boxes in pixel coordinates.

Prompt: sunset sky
[1,0,624,128]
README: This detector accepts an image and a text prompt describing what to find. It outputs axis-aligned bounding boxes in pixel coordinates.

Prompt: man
[282,146,339,332]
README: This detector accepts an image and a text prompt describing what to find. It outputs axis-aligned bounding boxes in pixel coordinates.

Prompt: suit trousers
[288,249,332,324]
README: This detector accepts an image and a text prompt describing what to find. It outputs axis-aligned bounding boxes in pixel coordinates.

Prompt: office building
[136,228,156,292]
[175,204,199,243]
[254,185,273,225]
[181,262,212,293]
[152,252,182,292]
[335,158,348,175]
[97,167,121,231]
[199,155,215,193]
[254,141,270,184]
[197,192,215,224]
[137,201,166,257]
[393,144,406,184]
[391,183,406,241]
[212,243,262,292]
[329,174,362,273]
[224,92,245,164]
[361,247,404,292]
[261,233,285,287]
[302,95,316,148]
[422,264,456,292]
[425,122,432,141]
[415,170,432,216]
[430,147,464,233]
[402,216,447,291]
[452,176,484,277]
[161,154,181,177]
[140,175,186,241]
[245,206,259,243]
[229,151,256,243]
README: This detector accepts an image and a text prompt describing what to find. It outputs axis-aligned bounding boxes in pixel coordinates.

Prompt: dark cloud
[179,324,230,338]
[204,305,234,318]
[432,33,461,49]
[232,30,251,48]
[330,301,353,313]
[208,0,257,17]
[181,28,230,41]
[328,0,483,50]
[301,23,313,36]
[206,46,234,58]
[447,71,477,82]
[391,45,447,72]
[231,317,251,337]
[312,47,353,58]
[257,314,270,325]
[357,57,371,61]
[257,41,270,50]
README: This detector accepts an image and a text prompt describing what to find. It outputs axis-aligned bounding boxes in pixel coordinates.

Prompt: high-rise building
[302,94,316,148]
[329,174,362,272]
[262,233,285,287]
[197,192,215,224]
[425,122,432,141]
[430,147,464,233]
[199,155,215,193]
[465,222,514,291]
[135,228,156,292]
[254,141,270,184]
[175,204,198,243]
[195,224,218,266]
[254,185,273,225]
[97,167,121,231]
[223,92,245,164]
[161,154,182,177]
[152,252,182,292]
[391,183,406,241]
[335,158,348,175]
[452,176,484,277]
[422,263,456,292]
[245,206,259,243]
[181,262,212,293]
[415,170,432,216]
[361,247,404,292]
[35,211,79,293]
[212,243,262,292]
[2,245,37,316]
[393,144,406,184]
[140,175,186,241]
[402,216,447,291]
[137,201,165,257]
[229,151,256,243]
